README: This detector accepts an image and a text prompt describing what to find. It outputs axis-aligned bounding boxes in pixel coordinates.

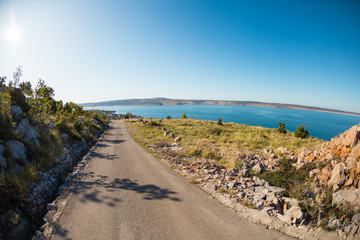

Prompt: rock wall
[0,104,108,240]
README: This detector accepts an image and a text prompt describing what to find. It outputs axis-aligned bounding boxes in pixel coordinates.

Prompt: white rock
[332,189,360,210]
[252,163,264,173]
[327,163,346,187]
[17,118,40,145]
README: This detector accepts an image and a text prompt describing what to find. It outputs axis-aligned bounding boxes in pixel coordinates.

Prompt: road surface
[52,120,292,240]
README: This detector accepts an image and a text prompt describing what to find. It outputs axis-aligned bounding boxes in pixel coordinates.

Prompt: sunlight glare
[6,24,21,42]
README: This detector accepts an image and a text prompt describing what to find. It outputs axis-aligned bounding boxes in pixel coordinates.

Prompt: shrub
[181,113,187,119]
[0,173,27,210]
[189,179,199,184]
[217,118,223,126]
[166,115,171,120]
[277,122,286,134]
[72,119,83,132]
[258,158,307,190]
[149,121,160,127]
[295,125,309,138]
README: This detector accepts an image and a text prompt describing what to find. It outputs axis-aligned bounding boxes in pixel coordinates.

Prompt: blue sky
[1,0,359,113]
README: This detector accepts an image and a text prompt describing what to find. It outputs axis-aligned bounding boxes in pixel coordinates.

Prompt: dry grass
[125,119,322,168]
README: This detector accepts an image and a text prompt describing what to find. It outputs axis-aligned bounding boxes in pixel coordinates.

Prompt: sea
[84,105,360,141]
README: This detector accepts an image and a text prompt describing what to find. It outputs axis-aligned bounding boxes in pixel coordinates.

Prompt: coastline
[80,98,360,117]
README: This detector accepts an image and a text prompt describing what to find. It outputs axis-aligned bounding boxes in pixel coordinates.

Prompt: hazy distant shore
[80,98,360,117]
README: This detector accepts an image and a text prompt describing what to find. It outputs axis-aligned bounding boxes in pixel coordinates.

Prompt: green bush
[149,121,160,127]
[295,125,309,138]
[217,118,223,126]
[166,115,171,120]
[0,173,27,210]
[277,122,286,134]
[258,158,307,190]
[181,113,187,119]
[72,119,83,132]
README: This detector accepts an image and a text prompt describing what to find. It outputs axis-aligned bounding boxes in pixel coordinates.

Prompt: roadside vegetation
[126,118,321,169]
[125,117,360,234]
[0,67,108,238]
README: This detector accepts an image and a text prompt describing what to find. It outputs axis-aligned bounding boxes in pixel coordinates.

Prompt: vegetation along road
[51,120,292,240]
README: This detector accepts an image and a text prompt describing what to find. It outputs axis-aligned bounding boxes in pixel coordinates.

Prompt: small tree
[166,115,171,120]
[277,122,286,134]
[295,125,309,138]
[181,113,187,119]
[217,118,223,126]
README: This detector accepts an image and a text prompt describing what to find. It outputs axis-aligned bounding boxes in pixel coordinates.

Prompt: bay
[85,105,360,141]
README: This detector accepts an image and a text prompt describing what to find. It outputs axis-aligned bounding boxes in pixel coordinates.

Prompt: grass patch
[125,118,322,169]
[189,179,199,184]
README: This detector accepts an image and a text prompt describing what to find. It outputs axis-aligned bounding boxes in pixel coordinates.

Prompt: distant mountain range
[80,97,360,117]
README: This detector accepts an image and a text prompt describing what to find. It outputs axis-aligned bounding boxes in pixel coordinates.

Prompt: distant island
[80,97,360,117]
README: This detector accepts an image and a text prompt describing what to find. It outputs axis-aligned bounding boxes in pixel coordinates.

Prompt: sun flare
[5,24,21,43]
[6,25,21,42]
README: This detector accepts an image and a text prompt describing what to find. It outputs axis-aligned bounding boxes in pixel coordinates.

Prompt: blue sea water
[85,105,360,141]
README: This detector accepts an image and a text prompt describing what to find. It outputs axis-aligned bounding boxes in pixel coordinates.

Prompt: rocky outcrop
[6,140,28,164]
[148,123,360,239]
[332,189,360,210]
[327,163,346,187]
[295,124,360,194]
[17,118,40,146]
[10,105,23,121]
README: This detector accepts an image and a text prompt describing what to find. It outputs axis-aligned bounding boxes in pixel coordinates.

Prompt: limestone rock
[6,140,28,164]
[309,169,319,178]
[346,157,357,169]
[278,205,306,225]
[0,155,7,169]
[327,163,346,187]
[174,137,181,142]
[252,163,265,173]
[164,131,175,138]
[352,213,360,225]
[342,125,360,147]
[62,133,69,141]
[17,118,40,146]
[276,146,288,154]
[332,189,360,209]
[351,143,360,160]
[10,106,23,121]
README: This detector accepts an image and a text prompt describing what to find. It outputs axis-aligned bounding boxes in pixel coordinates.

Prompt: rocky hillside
[126,119,360,239]
[0,71,109,240]
[296,124,360,205]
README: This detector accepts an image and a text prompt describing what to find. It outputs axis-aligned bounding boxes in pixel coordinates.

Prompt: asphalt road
[51,120,292,240]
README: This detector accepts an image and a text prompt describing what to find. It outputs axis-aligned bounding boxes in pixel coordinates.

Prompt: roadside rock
[332,189,360,210]
[327,163,346,187]
[276,146,288,154]
[17,118,40,146]
[342,125,360,147]
[164,131,175,138]
[62,133,68,141]
[278,205,306,225]
[252,163,265,173]
[6,140,28,164]
[9,218,31,240]
[0,155,7,169]
[10,106,23,121]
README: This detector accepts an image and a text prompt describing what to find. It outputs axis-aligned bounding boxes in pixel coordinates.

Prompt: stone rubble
[148,122,360,239]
